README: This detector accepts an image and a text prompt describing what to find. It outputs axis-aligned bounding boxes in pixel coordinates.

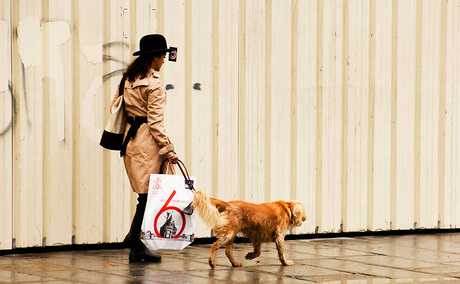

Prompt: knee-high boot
[124,194,161,263]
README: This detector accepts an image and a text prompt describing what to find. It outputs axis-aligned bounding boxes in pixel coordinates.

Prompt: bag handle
[177,160,195,192]
[160,159,195,192]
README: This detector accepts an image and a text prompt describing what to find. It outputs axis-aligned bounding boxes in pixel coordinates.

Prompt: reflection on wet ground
[1,233,460,283]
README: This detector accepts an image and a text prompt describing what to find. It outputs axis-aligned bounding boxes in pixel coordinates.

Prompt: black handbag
[100,76,127,150]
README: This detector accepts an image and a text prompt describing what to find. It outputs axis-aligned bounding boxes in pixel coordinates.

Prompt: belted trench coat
[110,69,175,193]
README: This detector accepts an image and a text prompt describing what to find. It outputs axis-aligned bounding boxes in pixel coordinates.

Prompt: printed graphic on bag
[142,173,195,250]
[141,190,194,241]
[142,210,193,241]
[159,212,177,238]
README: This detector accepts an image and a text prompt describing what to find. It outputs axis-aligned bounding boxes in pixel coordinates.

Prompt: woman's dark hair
[124,53,163,82]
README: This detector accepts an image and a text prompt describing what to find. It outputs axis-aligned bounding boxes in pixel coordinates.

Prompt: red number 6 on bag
[153,190,186,239]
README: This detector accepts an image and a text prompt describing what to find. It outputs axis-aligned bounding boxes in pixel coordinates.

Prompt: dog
[191,191,307,268]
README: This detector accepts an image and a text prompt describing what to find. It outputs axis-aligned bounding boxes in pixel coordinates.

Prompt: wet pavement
[1,233,460,283]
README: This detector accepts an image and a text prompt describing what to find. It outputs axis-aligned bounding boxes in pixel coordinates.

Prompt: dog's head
[286,201,307,227]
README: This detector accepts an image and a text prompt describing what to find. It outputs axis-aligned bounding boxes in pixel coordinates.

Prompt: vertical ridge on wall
[272,0,292,202]
[101,0,110,243]
[264,0,272,203]
[290,0,298,203]
[414,0,422,229]
[11,0,20,248]
[0,0,13,249]
[315,0,323,233]
[185,0,192,170]
[419,1,441,229]
[13,0,46,248]
[157,0,164,35]
[390,0,398,230]
[367,0,376,231]
[215,0,239,203]
[373,0,392,231]
[438,0,447,228]
[211,0,219,199]
[238,0,246,200]
[42,0,51,246]
[71,0,80,244]
[444,0,460,228]
[396,0,416,230]
[341,0,349,232]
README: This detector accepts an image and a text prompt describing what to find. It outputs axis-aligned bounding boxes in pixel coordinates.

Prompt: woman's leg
[126,194,161,263]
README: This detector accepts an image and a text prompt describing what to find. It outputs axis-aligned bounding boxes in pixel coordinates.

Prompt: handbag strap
[119,74,126,96]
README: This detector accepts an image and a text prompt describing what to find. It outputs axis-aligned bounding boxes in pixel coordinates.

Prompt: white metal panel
[244,0,267,203]
[163,0,186,163]
[444,0,460,228]
[270,0,292,203]
[135,0,157,39]
[2,0,460,250]
[395,0,416,230]
[0,0,13,250]
[74,0,104,244]
[419,0,441,229]
[216,0,239,203]
[319,0,343,233]
[104,0,135,243]
[346,0,370,232]
[189,0,214,238]
[41,0,73,246]
[295,0,317,234]
[372,0,392,231]
[13,0,45,248]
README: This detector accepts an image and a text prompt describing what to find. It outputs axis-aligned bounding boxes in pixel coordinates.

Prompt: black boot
[126,194,161,263]
[129,238,162,263]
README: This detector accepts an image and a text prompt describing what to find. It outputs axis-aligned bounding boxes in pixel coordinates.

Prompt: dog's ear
[287,201,306,226]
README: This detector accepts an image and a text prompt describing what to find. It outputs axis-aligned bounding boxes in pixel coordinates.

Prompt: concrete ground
[1,233,460,283]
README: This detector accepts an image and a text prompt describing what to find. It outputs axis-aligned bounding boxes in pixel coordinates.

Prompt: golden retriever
[191,191,307,268]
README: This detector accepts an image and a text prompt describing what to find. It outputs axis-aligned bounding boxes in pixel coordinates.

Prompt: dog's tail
[192,191,227,229]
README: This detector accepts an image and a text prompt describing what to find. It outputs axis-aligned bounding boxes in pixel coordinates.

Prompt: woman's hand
[169,153,179,164]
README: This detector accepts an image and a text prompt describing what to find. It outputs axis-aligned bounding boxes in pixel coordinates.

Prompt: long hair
[124,53,161,82]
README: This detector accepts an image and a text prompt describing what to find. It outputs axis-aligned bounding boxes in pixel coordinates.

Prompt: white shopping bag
[141,171,196,251]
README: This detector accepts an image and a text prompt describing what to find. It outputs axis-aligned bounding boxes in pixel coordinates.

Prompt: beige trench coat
[110,69,175,193]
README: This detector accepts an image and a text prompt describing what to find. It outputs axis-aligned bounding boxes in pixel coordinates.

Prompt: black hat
[132,34,173,56]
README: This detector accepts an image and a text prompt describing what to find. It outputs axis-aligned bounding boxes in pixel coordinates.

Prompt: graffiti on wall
[1,16,202,142]
[0,16,129,143]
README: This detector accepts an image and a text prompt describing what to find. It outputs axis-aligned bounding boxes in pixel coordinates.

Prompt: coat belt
[120,116,147,157]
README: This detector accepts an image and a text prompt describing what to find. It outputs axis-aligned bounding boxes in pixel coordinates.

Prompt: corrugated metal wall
[1,0,459,250]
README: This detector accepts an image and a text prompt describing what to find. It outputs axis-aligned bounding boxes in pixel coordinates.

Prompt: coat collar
[126,70,160,89]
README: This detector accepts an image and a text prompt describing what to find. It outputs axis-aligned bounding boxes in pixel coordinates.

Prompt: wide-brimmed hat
[132,34,173,56]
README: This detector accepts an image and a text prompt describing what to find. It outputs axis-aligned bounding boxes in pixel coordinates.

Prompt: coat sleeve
[147,81,175,158]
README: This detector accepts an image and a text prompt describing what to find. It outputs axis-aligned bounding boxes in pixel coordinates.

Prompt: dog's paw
[282,260,293,266]
[245,252,257,260]
[231,261,242,267]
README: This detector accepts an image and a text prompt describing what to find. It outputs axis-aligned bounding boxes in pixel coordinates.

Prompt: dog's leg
[275,235,293,266]
[245,241,261,260]
[225,237,242,267]
[209,235,224,268]
[209,232,235,268]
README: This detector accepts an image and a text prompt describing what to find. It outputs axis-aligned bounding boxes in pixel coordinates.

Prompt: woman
[112,34,178,262]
